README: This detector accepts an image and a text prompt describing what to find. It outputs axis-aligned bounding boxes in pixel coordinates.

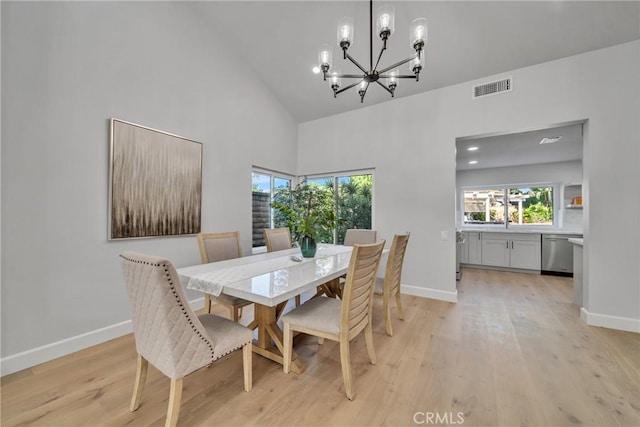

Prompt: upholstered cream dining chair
[263,227,302,306]
[263,227,292,252]
[375,233,410,336]
[197,231,253,321]
[344,228,377,246]
[119,252,252,427]
[282,240,386,400]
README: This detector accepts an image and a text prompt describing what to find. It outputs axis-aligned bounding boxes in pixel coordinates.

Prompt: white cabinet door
[510,240,541,270]
[482,239,510,267]
[461,240,469,263]
[467,232,482,264]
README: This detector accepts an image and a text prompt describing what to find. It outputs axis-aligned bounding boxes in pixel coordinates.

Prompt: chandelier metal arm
[373,43,387,74]
[335,80,363,95]
[344,51,369,74]
[369,0,374,71]
[377,55,418,75]
[375,79,394,95]
[334,74,369,79]
[379,74,417,79]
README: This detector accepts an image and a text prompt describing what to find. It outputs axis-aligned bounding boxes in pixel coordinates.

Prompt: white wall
[457,160,583,231]
[1,1,298,372]
[299,41,640,332]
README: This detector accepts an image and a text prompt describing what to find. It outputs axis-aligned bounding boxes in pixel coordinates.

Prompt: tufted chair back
[119,251,215,380]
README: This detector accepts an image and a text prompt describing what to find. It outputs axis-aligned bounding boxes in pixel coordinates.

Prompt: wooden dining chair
[263,227,302,306]
[119,252,252,427]
[197,231,253,321]
[263,227,292,252]
[375,233,410,336]
[344,228,377,246]
[282,240,386,400]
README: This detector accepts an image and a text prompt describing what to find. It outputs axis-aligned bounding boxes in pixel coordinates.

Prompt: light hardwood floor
[2,268,639,426]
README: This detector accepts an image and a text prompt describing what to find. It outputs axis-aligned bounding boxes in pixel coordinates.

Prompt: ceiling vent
[473,77,512,99]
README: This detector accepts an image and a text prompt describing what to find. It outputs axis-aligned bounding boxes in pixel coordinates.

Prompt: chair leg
[295,295,301,307]
[383,293,393,337]
[238,306,243,319]
[129,354,148,411]
[283,322,293,374]
[243,342,253,392]
[231,306,239,322]
[339,337,354,400]
[365,321,377,365]
[395,292,405,320]
[166,378,183,427]
[204,294,212,314]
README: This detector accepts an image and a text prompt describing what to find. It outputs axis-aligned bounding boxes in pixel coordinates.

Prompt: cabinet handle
[511,241,514,249]
[506,241,509,249]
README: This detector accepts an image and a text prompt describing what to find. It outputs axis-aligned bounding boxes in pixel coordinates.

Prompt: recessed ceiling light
[312,66,321,74]
[540,136,562,144]
[468,160,478,165]
[467,146,479,151]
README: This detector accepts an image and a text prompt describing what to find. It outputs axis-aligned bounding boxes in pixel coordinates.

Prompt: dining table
[176,243,355,374]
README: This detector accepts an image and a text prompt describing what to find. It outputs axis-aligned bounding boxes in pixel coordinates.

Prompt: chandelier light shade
[337,16,354,49]
[316,0,428,103]
[318,44,333,74]
[376,4,395,39]
[410,18,428,52]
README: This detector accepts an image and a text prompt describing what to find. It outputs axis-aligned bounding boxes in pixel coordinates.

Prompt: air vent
[473,77,512,98]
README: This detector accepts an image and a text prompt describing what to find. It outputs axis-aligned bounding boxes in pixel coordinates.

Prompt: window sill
[252,246,267,255]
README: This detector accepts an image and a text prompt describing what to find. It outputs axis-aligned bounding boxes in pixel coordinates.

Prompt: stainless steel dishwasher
[541,234,583,276]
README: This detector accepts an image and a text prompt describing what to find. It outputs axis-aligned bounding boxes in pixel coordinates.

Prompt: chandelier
[317,0,427,103]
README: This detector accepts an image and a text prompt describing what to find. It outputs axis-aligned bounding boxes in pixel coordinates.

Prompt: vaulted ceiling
[191,1,640,123]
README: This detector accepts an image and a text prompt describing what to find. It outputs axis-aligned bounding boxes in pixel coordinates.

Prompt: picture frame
[108,118,203,239]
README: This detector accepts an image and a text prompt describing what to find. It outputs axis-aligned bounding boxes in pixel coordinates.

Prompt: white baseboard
[0,320,133,377]
[0,297,206,377]
[580,307,640,333]
[401,284,458,303]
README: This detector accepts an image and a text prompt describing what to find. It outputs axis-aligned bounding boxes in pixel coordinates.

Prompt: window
[336,173,373,243]
[508,187,553,226]
[252,170,293,247]
[462,185,554,228]
[304,171,374,244]
[254,169,374,247]
[463,188,506,225]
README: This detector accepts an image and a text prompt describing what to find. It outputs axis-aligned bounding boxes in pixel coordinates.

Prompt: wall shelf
[566,204,583,209]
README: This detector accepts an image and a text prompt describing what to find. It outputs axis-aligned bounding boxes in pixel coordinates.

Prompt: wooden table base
[252,302,304,374]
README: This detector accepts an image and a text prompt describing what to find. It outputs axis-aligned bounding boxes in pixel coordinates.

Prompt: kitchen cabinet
[481,233,541,270]
[464,232,482,265]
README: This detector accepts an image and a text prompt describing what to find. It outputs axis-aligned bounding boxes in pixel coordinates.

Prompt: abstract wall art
[109,119,202,239]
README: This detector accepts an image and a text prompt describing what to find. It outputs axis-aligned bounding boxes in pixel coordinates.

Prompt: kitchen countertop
[460,228,583,235]
[568,238,584,246]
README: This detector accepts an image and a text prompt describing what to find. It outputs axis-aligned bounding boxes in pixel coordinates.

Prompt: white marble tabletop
[177,244,354,307]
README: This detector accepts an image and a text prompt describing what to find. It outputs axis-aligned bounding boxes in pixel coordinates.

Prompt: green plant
[271,179,339,242]
[523,203,553,223]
